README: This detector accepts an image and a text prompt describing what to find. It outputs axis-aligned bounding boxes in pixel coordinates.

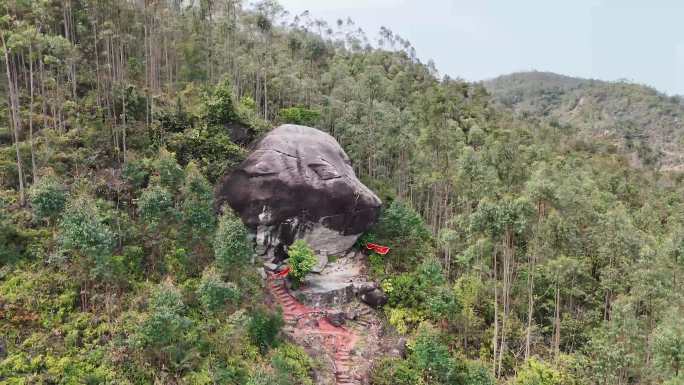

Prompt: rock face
[215,124,381,258]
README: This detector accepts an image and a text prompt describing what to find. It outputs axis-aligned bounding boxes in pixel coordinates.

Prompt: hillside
[484,71,684,169]
[1,2,684,385]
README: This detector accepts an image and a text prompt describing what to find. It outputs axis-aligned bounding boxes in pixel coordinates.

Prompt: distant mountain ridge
[483,71,684,170]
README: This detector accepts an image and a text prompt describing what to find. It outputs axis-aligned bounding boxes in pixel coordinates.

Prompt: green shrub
[197,266,241,313]
[371,357,424,385]
[287,240,317,284]
[248,307,284,354]
[206,79,239,127]
[278,107,320,126]
[58,194,116,278]
[155,148,185,190]
[28,174,67,223]
[181,162,216,241]
[513,358,562,385]
[138,183,175,228]
[135,282,194,371]
[365,200,433,272]
[214,209,253,273]
[168,130,246,183]
[121,156,150,190]
[411,324,456,384]
[270,343,315,385]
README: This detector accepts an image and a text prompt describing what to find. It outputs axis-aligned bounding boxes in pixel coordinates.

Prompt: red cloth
[366,242,390,255]
[272,266,291,278]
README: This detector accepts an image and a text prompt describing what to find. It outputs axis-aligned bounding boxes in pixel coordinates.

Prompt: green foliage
[366,200,433,272]
[248,307,284,354]
[168,129,247,183]
[0,192,26,263]
[135,281,194,371]
[371,357,424,385]
[58,193,116,278]
[206,79,239,127]
[138,183,175,228]
[278,107,321,126]
[154,148,185,191]
[287,240,317,284]
[214,209,253,273]
[121,156,151,190]
[28,174,67,223]
[2,2,684,383]
[197,266,240,313]
[652,309,684,378]
[513,359,563,385]
[410,324,457,384]
[270,343,315,385]
[181,162,216,240]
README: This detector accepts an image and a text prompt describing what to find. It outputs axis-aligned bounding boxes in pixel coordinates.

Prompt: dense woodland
[1,1,683,384]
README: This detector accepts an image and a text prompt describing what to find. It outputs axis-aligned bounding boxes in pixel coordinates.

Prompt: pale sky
[276,0,684,95]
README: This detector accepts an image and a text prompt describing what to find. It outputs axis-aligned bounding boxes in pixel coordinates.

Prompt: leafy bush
[270,343,315,385]
[155,148,185,191]
[287,240,317,284]
[58,194,116,278]
[121,156,151,190]
[138,183,175,228]
[365,200,433,272]
[135,281,194,371]
[197,266,240,313]
[214,209,253,273]
[278,107,321,126]
[0,192,26,263]
[205,79,239,127]
[28,174,67,223]
[371,357,424,385]
[168,129,247,183]
[248,307,284,354]
[181,162,216,241]
[411,324,457,384]
[513,358,562,385]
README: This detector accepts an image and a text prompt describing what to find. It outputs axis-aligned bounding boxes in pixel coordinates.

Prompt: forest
[1,1,683,384]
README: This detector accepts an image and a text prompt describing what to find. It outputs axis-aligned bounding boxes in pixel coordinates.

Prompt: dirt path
[269,278,361,385]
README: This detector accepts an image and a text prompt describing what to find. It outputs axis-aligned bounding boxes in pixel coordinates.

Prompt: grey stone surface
[311,251,328,273]
[263,262,278,271]
[215,124,381,259]
[295,255,364,307]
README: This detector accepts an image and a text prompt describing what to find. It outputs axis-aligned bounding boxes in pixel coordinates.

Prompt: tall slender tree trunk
[525,252,535,360]
[553,281,561,357]
[2,33,26,205]
[492,248,499,377]
[28,40,37,181]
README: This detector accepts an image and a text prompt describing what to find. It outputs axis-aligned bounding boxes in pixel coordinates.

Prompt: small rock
[360,288,388,308]
[326,311,346,327]
[263,262,278,271]
[0,339,6,359]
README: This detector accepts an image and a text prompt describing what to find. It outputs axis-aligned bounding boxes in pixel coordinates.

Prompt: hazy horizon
[278,0,684,96]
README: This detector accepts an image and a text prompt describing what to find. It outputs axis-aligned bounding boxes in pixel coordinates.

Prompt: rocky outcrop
[215,124,381,259]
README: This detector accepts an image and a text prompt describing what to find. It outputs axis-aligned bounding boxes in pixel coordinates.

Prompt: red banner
[366,242,390,255]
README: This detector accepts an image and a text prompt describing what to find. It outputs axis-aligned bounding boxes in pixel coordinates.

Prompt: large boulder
[215,124,381,259]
